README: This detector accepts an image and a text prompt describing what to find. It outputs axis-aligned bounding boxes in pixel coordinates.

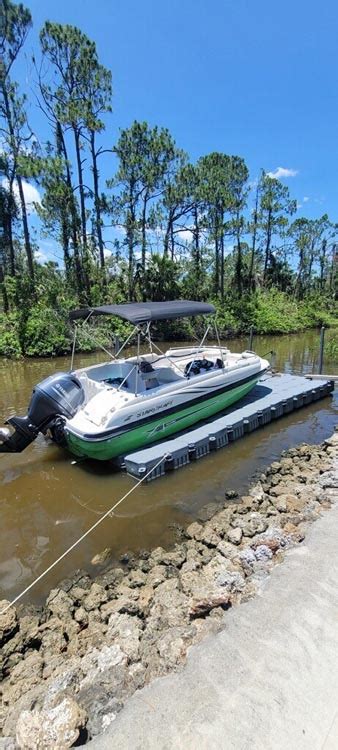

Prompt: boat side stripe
[68,369,266,442]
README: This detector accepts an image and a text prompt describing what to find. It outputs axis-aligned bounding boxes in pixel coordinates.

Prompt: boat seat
[78,373,106,404]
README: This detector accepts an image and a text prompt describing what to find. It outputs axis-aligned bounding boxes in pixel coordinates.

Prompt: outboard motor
[0,372,84,453]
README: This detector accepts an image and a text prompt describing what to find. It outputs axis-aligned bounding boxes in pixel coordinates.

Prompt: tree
[82,62,112,271]
[39,22,111,296]
[258,171,296,283]
[111,121,182,298]
[197,153,248,300]
[0,0,36,283]
[227,156,249,296]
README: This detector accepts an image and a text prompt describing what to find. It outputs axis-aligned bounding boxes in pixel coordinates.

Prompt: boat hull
[65,373,260,461]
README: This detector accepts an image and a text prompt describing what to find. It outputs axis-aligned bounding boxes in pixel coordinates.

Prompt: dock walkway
[120,373,334,481]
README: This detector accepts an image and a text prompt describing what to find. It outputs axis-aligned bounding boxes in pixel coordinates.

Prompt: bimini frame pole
[185,324,211,378]
[70,324,77,371]
[214,320,225,365]
[135,329,141,395]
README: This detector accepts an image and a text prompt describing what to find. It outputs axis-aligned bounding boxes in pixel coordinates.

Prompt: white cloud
[34,249,48,263]
[103,248,112,258]
[176,227,194,243]
[1,178,41,215]
[303,196,310,202]
[267,167,298,179]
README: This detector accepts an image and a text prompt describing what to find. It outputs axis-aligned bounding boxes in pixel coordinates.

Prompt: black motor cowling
[0,372,84,453]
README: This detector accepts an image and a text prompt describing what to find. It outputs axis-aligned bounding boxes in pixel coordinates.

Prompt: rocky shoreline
[1,429,338,749]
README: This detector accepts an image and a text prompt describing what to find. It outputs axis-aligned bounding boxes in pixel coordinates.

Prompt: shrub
[23,305,71,357]
[0,312,22,357]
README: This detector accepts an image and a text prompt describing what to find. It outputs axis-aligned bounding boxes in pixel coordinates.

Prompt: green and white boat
[0,301,269,461]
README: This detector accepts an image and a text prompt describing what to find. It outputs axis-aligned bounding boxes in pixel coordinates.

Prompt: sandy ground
[89,473,338,750]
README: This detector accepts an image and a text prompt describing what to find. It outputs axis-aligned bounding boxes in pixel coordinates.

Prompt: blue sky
[9,0,338,261]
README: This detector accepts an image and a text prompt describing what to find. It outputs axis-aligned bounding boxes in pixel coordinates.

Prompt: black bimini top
[69,300,215,325]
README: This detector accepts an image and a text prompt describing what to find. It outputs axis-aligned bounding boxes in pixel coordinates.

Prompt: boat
[0,301,269,461]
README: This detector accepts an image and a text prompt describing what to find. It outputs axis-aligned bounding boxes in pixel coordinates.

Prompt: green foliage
[23,304,70,356]
[325,331,338,363]
[0,311,22,357]
[1,6,337,360]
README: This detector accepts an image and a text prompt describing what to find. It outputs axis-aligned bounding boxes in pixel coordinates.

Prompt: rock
[236,547,257,575]
[251,526,289,553]
[0,601,18,646]
[77,682,122,738]
[106,613,143,662]
[100,587,140,618]
[80,643,128,689]
[16,696,87,749]
[217,540,237,559]
[3,651,44,705]
[0,738,16,749]
[215,570,245,592]
[232,512,268,537]
[137,585,155,615]
[94,567,124,590]
[197,501,222,521]
[227,527,243,545]
[184,522,204,540]
[45,589,74,621]
[83,582,108,611]
[91,547,112,566]
[189,592,231,617]
[248,483,264,502]
[225,489,238,499]
[156,625,196,669]
[254,545,273,562]
[128,569,147,588]
[57,569,91,594]
[279,494,306,513]
[38,617,68,656]
[270,496,287,512]
[73,606,89,625]
[147,565,167,588]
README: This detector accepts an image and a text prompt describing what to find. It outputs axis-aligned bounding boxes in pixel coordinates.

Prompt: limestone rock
[45,589,73,621]
[106,613,143,662]
[232,512,268,537]
[91,547,112,566]
[189,592,231,617]
[16,696,87,749]
[83,582,108,611]
[0,601,18,646]
[227,527,243,545]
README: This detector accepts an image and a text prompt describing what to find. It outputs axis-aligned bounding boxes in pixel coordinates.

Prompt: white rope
[0,452,169,616]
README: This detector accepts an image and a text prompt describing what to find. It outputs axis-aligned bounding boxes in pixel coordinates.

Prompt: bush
[325,330,338,363]
[0,312,22,357]
[23,305,71,357]
[252,290,301,334]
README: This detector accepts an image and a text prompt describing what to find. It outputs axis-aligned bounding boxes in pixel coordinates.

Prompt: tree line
[0,0,337,356]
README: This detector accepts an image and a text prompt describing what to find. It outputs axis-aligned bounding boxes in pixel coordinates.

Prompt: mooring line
[0,453,169,617]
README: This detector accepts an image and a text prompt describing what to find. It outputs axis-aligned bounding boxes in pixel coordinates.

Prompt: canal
[0,329,337,603]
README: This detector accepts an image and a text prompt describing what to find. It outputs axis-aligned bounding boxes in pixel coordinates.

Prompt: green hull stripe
[66,376,259,461]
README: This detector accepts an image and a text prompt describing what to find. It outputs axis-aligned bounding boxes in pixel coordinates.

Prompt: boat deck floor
[116,373,335,481]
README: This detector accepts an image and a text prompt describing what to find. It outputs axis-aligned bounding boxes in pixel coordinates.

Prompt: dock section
[119,374,334,481]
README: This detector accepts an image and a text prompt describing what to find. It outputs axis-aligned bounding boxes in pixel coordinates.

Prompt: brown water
[0,330,337,604]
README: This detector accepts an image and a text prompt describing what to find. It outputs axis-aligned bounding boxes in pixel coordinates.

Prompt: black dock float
[120,374,334,482]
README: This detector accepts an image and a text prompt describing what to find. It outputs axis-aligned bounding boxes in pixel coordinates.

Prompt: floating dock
[118,374,335,481]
